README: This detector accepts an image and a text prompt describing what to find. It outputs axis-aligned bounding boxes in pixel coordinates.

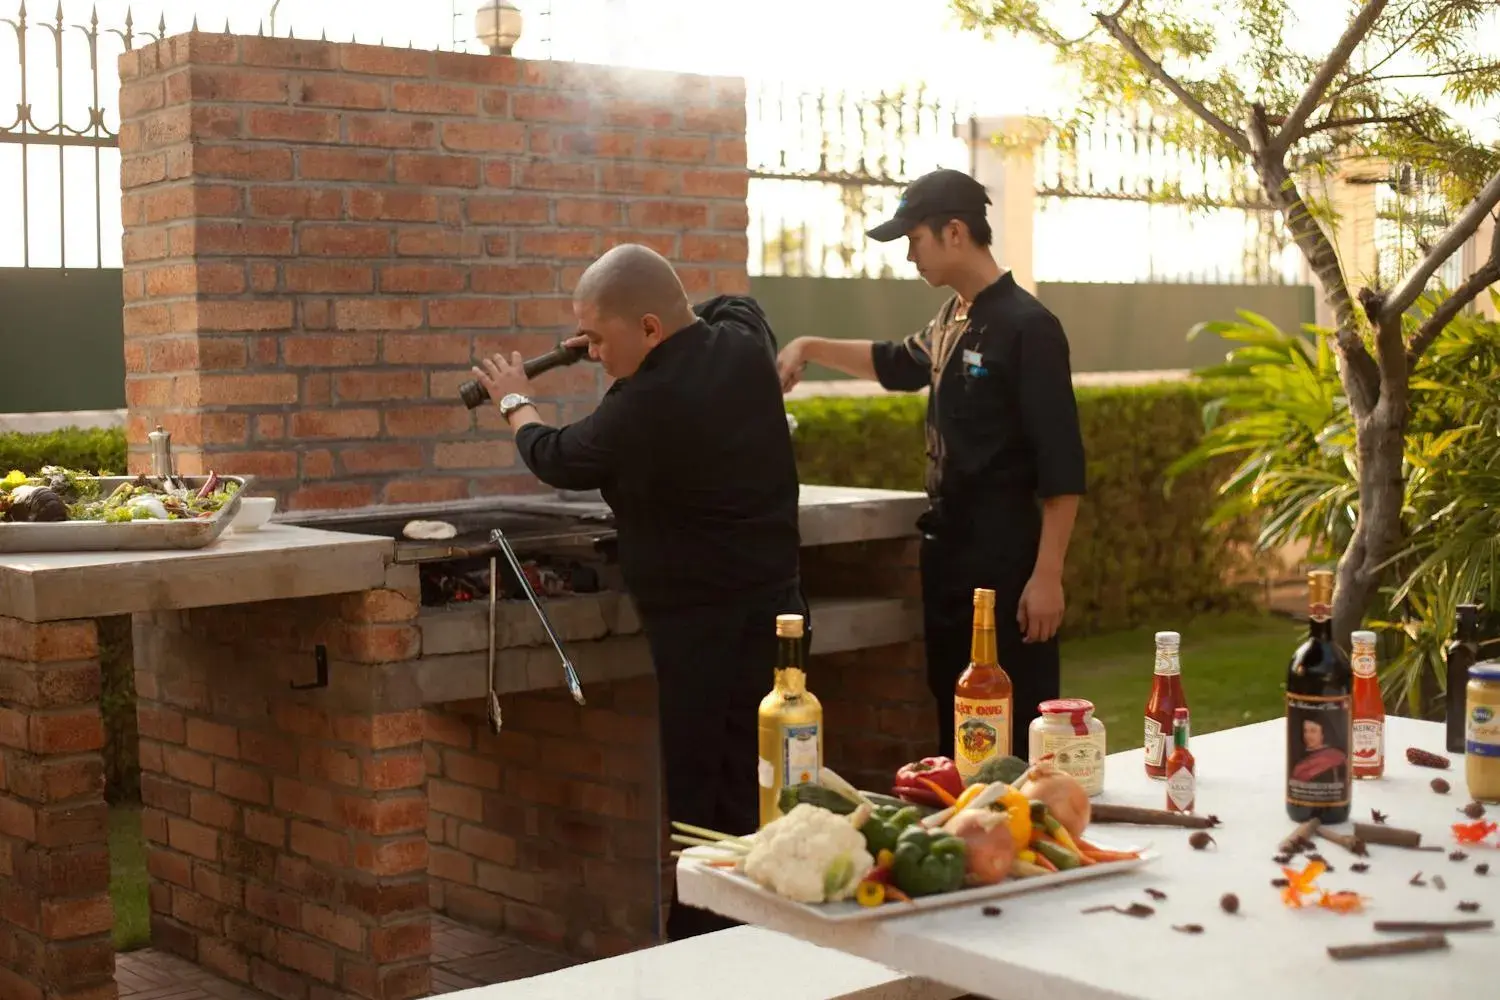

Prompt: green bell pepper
[890,826,967,897]
[860,803,923,856]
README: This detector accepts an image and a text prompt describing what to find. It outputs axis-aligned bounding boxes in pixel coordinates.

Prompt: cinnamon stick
[1328,934,1448,962]
[1352,822,1423,848]
[1317,827,1369,857]
[1280,819,1321,854]
[1089,804,1220,829]
[1373,919,1493,933]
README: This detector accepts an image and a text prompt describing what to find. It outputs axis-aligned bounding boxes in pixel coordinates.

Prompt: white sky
[0,1,1495,281]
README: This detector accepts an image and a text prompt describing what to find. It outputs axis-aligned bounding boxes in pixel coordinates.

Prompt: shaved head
[575,243,693,325]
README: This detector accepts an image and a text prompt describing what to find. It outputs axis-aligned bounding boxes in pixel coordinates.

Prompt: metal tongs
[485,526,586,734]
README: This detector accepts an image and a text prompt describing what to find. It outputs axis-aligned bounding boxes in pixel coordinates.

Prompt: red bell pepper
[892,756,963,808]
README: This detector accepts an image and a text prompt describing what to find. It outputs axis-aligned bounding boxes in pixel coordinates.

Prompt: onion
[1019,761,1091,841]
[943,810,1016,886]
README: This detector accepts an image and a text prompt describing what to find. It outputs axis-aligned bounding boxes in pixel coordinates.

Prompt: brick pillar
[117,31,749,511]
[134,580,431,1000]
[0,617,116,1000]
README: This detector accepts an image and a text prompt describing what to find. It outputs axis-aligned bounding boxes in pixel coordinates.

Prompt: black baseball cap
[866,168,991,242]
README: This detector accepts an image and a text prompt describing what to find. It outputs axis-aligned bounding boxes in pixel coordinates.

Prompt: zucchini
[1032,838,1082,871]
[777,783,857,816]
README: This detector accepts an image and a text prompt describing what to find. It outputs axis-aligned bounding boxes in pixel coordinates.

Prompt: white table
[679,716,1498,1000]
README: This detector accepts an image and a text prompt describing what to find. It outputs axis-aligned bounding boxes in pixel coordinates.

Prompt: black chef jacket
[870,272,1087,507]
[514,296,801,613]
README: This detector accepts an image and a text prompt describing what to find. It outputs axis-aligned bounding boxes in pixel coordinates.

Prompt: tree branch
[1382,168,1500,323]
[1406,213,1500,365]
[1274,0,1390,153]
[1303,113,1418,136]
[1094,10,1252,155]
[1244,106,1380,414]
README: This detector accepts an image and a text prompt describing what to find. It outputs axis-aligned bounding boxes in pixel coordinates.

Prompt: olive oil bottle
[757,613,823,829]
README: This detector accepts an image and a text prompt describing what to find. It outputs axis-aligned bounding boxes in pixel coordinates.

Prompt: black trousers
[919,497,1060,761]
[639,580,809,942]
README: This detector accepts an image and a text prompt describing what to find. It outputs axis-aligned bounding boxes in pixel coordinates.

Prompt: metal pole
[269,0,282,36]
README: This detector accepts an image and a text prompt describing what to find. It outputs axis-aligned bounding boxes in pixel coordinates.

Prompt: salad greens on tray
[0,467,239,523]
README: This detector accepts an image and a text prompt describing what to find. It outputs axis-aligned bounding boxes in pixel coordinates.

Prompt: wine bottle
[756,614,823,829]
[1286,570,1353,823]
[1446,604,1481,754]
[954,588,1014,782]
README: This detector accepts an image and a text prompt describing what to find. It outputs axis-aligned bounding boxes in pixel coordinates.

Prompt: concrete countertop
[0,524,393,622]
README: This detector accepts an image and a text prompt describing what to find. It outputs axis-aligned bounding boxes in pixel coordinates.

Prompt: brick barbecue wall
[117,32,749,510]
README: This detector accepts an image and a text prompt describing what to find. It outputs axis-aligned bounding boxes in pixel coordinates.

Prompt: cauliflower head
[742,803,874,904]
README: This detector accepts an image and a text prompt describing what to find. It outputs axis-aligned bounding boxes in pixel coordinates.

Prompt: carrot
[1082,848,1141,863]
[885,886,917,904]
[917,777,958,807]
[1032,851,1059,873]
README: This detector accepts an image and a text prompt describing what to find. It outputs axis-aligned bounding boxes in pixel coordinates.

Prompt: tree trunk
[1332,403,1408,647]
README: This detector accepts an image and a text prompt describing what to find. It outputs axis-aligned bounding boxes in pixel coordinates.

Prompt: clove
[1431,777,1451,795]
[1271,877,1290,888]
[1279,819,1320,854]
[1144,888,1168,901]
[1460,801,1486,820]
[981,906,1002,918]
[1172,923,1205,934]
[1450,850,1469,862]
[1273,853,1294,865]
[1410,872,1427,887]
[1317,827,1369,857]
[1458,901,1481,913]
[1081,903,1155,918]
[1350,862,1371,874]
[1477,863,1491,876]
[1328,934,1448,962]
[1370,809,1388,824]
[1189,831,1216,851]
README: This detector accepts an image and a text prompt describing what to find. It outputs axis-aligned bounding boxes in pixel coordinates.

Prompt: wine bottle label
[1286,693,1352,807]
[782,724,821,786]
[1143,717,1165,767]
[1166,768,1195,811]
[954,696,1011,779]
[1352,649,1377,679]
[1352,719,1384,768]
[1468,705,1500,758]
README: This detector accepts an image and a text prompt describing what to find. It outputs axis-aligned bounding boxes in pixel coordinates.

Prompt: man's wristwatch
[498,393,533,420]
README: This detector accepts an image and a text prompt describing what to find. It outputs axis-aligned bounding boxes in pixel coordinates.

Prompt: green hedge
[787,379,1255,635]
[0,426,127,476]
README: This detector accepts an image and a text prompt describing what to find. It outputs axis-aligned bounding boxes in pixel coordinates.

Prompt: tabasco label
[1166,766,1195,812]
[954,696,1010,780]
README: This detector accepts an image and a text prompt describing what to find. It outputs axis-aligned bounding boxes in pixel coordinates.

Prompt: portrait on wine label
[1290,713,1349,783]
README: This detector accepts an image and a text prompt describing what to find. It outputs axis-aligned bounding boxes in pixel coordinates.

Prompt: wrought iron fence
[0,3,167,268]
[1032,110,1300,285]
[746,83,973,279]
[1373,163,1465,292]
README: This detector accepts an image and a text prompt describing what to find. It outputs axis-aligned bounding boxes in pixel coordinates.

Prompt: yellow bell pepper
[951,782,988,813]
[856,880,886,907]
[997,785,1032,847]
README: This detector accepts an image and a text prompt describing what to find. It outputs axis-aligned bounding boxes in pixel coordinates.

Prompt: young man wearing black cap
[776,168,1086,762]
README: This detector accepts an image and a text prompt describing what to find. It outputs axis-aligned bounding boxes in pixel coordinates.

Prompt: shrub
[0,426,127,476]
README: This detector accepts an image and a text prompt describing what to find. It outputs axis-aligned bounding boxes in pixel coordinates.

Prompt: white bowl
[230,496,277,532]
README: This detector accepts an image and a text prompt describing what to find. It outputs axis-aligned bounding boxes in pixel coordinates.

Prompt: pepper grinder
[147,425,182,488]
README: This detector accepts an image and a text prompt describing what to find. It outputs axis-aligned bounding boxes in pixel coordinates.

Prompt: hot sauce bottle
[1165,707,1195,813]
[1350,629,1384,780]
[1144,631,1186,779]
[954,588,1014,783]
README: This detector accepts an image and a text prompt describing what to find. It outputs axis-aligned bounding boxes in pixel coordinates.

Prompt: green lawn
[1061,610,1298,742]
[109,804,150,951]
[102,611,1296,950]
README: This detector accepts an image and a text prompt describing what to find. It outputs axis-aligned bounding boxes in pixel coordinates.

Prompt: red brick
[715,137,749,165]
[215,762,271,806]
[684,103,747,133]
[340,43,433,77]
[512,91,592,123]
[465,195,548,227]
[244,809,285,847]
[27,710,105,755]
[284,262,375,293]
[196,300,293,333]
[338,793,427,836]
[683,168,749,199]
[297,75,387,110]
[354,836,428,876]
[485,160,515,189]
[331,444,422,476]
[599,101,677,130]
[395,228,482,257]
[147,845,193,890]
[457,825,517,866]
[250,186,343,220]
[517,298,575,328]
[379,264,467,293]
[382,406,472,438]
[300,224,392,257]
[247,108,340,144]
[377,333,467,366]
[138,705,186,743]
[347,115,437,149]
[330,371,423,404]
[628,200,709,228]
[199,373,299,406]
[190,789,239,830]
[193,144,293,181]
[283,334,380,367]
[394,153,480,188]
[199,938,250,983]
[290,410,382,441]
[442,750,500,789]
[349,190,439,222]
[188,68,290,104]
[290,820,350,868]
[600,163,681,195]
[384,478,468,505]
[0,619,98,662]
[434,50,522,84]
[643,135,713,162]
[176,220,295,256]
[288,483,378,511]
[332,299,424,331]
[519,231,599,260]
[422,710,473,749]
[340,622,423,664]
[423,299,507,329]
[299,743,362,788]
[431,440,513,471]
[37,895,112,942]
[392,82,479,115]
[683,233,749,263]
[272,776,337,825]
[430,846,474,885]
[162,746,215,788]
[371,920,431,963]
[438,122,527,156]
[556,198,625,227]
[167,816,220,861]
[366,750,424,791]
[715,269,751,294]
[517,161,598,191]
[298,147,391,181]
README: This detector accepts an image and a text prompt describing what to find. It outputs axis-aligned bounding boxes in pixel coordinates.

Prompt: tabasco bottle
[1350,629,1385,779]
[1165,707,1195,813]
[1286,569,1353,824]
[954,588,1014,783]
[1144,631,1186,779]
[1446,604,1481,754]
[757,614,823,829]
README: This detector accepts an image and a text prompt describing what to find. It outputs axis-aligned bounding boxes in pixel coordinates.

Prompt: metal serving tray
[0,475,251,553]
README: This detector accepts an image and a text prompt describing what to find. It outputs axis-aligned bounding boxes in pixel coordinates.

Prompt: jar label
[955,696,1011,779]
[1166,768,1195,811]
[783,724,821,786]
[1352,719,1384,768]
[1467,705,1500,758]
[1143,716,1165,767]
[1286,693,1352,808]
[1039,733,1106,794]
